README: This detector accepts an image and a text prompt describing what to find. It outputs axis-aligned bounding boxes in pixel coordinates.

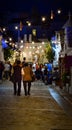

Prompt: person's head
[24,62,28,67]
[16,60,21,65]
[23,57,26,61]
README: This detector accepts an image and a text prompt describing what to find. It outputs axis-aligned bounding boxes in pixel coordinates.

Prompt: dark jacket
[13,64,22,82]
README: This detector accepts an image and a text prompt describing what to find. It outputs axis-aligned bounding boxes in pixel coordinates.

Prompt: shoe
[17,93,21,96]
[14,92,16,95]
[25,93,27,96]
[28,92,30,95]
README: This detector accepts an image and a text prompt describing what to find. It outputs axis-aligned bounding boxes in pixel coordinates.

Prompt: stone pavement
[0,80,72,130]
[53,85,72,105]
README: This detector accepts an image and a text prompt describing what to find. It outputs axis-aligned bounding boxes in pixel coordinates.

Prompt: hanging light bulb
[20,21,23,31]
[57,9,61,14]
[51,10,54,20]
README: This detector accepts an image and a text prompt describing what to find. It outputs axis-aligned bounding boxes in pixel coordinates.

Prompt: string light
[51,10,54,20]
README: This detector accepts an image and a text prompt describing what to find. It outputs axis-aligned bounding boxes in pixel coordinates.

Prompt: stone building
[59,13,72,92]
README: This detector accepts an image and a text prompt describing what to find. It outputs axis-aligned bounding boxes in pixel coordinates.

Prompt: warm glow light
[29,51,32,55]
[28,22,31,26]
[15,26,18,30]
[26,21,29,24]
[57,9,61,14]
[42,41,45,44]
[9,38,12,41]
[51,10,54,19]
[42,17,46,22]
[15,44,17,48]
[20,45,23,48]
[33,46,35,49]
[3,28,6,31]
[12,43,15,47]
[40,46,42,48]
[9,42,12,45]
[42,50,44,52]
[21,40,23,43]
[32,29,36,36]
[32,41,34,44]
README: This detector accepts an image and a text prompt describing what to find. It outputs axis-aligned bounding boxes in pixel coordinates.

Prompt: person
[22,57,26,67]
[0,61,4,83]
[22,62,33,96]
[4,61,10,80]
[8,61,12,79]
[43,66,48,84]
[12,60,22,96]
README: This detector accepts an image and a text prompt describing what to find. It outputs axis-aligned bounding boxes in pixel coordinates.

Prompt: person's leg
[17,81,21,96]
[0,71,2,80]
[4,71,7,79]
[14,82,17,95]
[23,81,27,96]
[6,71,9,79]
[0,71,2,83]
[28,81,31,95]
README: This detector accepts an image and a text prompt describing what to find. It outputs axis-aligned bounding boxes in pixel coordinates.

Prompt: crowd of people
[0,57,57,96]
[0,57,34,96]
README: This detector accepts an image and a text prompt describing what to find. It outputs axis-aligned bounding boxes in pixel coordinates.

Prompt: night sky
[0,0,72,15]
[0,0,72,44]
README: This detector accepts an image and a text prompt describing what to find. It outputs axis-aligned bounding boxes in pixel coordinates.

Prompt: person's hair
[23,57,26,61]
[16,60,21,65]
[24,62,28,66]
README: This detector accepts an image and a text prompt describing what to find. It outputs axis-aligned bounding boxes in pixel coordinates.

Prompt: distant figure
[22,57,26,67]
[22,63,33,96]
[0,61,4,83]
[4,61,11,80]
[8,61,12,79]
[12,60,22,96]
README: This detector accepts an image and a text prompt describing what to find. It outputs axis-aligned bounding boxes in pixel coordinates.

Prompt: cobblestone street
[0,80,72,130]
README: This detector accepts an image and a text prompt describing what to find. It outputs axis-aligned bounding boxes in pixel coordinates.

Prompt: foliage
[4,47,14,61]
[62,72,67,83]
[45,42,55,63]
[39,54,45,64]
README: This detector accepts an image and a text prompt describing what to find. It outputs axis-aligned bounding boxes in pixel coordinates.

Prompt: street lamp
[57,9,61,14]
[15,25,20,49]
[42,17,46,22]
[15,25,21,59]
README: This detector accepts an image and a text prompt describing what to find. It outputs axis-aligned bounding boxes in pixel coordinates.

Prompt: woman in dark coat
[12,60,22,96]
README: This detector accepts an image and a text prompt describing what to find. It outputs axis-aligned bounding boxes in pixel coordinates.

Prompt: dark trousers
[14,81,21,95]
[23,81,31,95]
[0,70,2,80]
[4,71,9,79]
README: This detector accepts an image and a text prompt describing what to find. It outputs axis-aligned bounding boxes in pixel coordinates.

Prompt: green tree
[4,48,14,61]
[45,42,55,63]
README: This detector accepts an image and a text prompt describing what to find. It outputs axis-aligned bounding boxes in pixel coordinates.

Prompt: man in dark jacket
[12,60,22,96]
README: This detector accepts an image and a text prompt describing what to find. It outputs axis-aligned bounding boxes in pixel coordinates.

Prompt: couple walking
[11,59,33,96]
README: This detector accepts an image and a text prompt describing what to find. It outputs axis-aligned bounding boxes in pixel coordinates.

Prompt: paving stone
[0,80,72,130]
